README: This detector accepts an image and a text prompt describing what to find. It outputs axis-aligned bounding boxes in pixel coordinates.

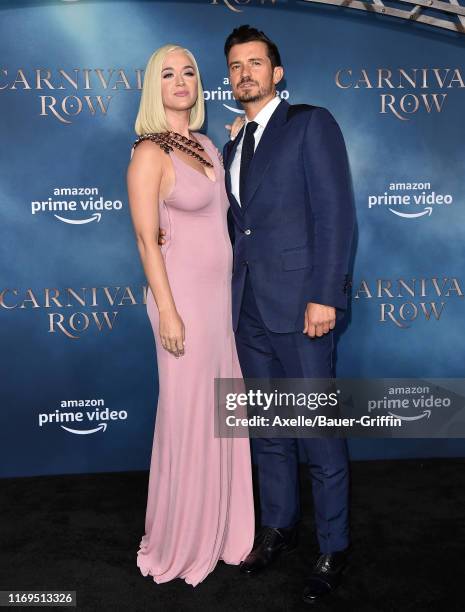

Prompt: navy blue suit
[223,99,355,553]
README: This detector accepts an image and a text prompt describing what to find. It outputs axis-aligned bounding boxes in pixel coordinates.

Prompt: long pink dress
[136,133,255,587]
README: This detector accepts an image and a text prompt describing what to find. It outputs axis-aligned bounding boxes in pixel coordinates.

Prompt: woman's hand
[225,116,245,141]
[159,308,185,357]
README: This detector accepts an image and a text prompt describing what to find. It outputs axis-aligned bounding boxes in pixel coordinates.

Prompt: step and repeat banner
[1,0,464,477]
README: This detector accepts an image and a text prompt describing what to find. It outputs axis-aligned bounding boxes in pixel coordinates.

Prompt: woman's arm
[127,141,185,357]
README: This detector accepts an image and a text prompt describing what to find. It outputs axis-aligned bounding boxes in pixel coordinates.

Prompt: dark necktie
[239,121,258,204]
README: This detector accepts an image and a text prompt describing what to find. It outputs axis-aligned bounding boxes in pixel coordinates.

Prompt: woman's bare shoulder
[130,137,167,164]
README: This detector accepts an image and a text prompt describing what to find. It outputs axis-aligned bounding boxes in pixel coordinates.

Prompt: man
[223,25,355,604]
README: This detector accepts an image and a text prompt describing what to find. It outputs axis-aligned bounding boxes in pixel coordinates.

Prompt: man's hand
[303,303,336,338]
[158,228,166,246]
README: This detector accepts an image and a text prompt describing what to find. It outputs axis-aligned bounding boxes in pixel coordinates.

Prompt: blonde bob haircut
[134,44,205,135]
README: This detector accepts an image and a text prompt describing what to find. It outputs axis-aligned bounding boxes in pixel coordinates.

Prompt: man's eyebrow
[162,65,195,71]
[229,57,264,66]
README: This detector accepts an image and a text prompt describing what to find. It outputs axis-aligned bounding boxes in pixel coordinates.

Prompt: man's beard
[235,80,273,103]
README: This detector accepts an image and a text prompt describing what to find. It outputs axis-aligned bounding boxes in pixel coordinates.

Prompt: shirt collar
[245,95,281,130]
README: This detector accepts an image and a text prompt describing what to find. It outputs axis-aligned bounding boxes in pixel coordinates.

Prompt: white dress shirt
[230,95,282,207]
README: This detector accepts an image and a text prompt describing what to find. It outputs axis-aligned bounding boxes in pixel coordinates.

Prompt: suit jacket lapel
[225,125,244,210]
[242,99,289,209]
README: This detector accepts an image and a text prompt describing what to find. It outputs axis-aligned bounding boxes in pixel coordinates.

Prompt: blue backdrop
[1,0,464,477]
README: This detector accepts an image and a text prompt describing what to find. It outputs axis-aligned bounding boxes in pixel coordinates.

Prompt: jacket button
[244,229,251,235]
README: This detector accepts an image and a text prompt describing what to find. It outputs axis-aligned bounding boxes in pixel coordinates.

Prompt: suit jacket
[223,99,355,333]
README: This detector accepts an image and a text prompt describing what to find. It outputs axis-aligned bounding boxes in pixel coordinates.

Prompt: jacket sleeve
[302,107,355,310]
[227,207,235,246]
[222,141,230,169]
[222,141,235,246]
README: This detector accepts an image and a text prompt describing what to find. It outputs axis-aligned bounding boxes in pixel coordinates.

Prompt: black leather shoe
[302,550,348,604]
[240,526,297,574]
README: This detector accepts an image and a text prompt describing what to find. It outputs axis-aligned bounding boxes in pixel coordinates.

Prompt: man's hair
[224,25,282,69]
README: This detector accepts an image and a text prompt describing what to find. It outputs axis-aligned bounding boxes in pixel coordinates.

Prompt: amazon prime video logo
[203,77,289,115]
[367,181,453,219]
[31,186,123,225]
[362,378,465,437]
[38,398,127,434]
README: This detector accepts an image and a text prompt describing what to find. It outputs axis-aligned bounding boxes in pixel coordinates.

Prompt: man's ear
[273,66,284,86]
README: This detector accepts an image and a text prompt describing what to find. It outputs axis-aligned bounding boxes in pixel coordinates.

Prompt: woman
[126,45,254,587]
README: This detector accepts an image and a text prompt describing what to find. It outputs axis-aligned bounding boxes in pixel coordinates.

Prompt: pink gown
[136,132,255,587]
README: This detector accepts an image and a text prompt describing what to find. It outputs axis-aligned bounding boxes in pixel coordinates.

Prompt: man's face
[227,41,282,104]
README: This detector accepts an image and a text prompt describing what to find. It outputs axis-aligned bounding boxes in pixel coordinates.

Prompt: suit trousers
[234,270,350,553]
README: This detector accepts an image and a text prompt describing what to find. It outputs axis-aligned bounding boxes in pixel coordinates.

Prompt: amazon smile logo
[31,186,123,224]
[388,409,431,421]
[367,181,454,219]
[39,398,127,434]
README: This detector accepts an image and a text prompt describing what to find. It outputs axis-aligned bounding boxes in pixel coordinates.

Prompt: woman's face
[160,50,198,113]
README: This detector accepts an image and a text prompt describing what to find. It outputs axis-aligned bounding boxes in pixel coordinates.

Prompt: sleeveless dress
[136,132,255,587]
